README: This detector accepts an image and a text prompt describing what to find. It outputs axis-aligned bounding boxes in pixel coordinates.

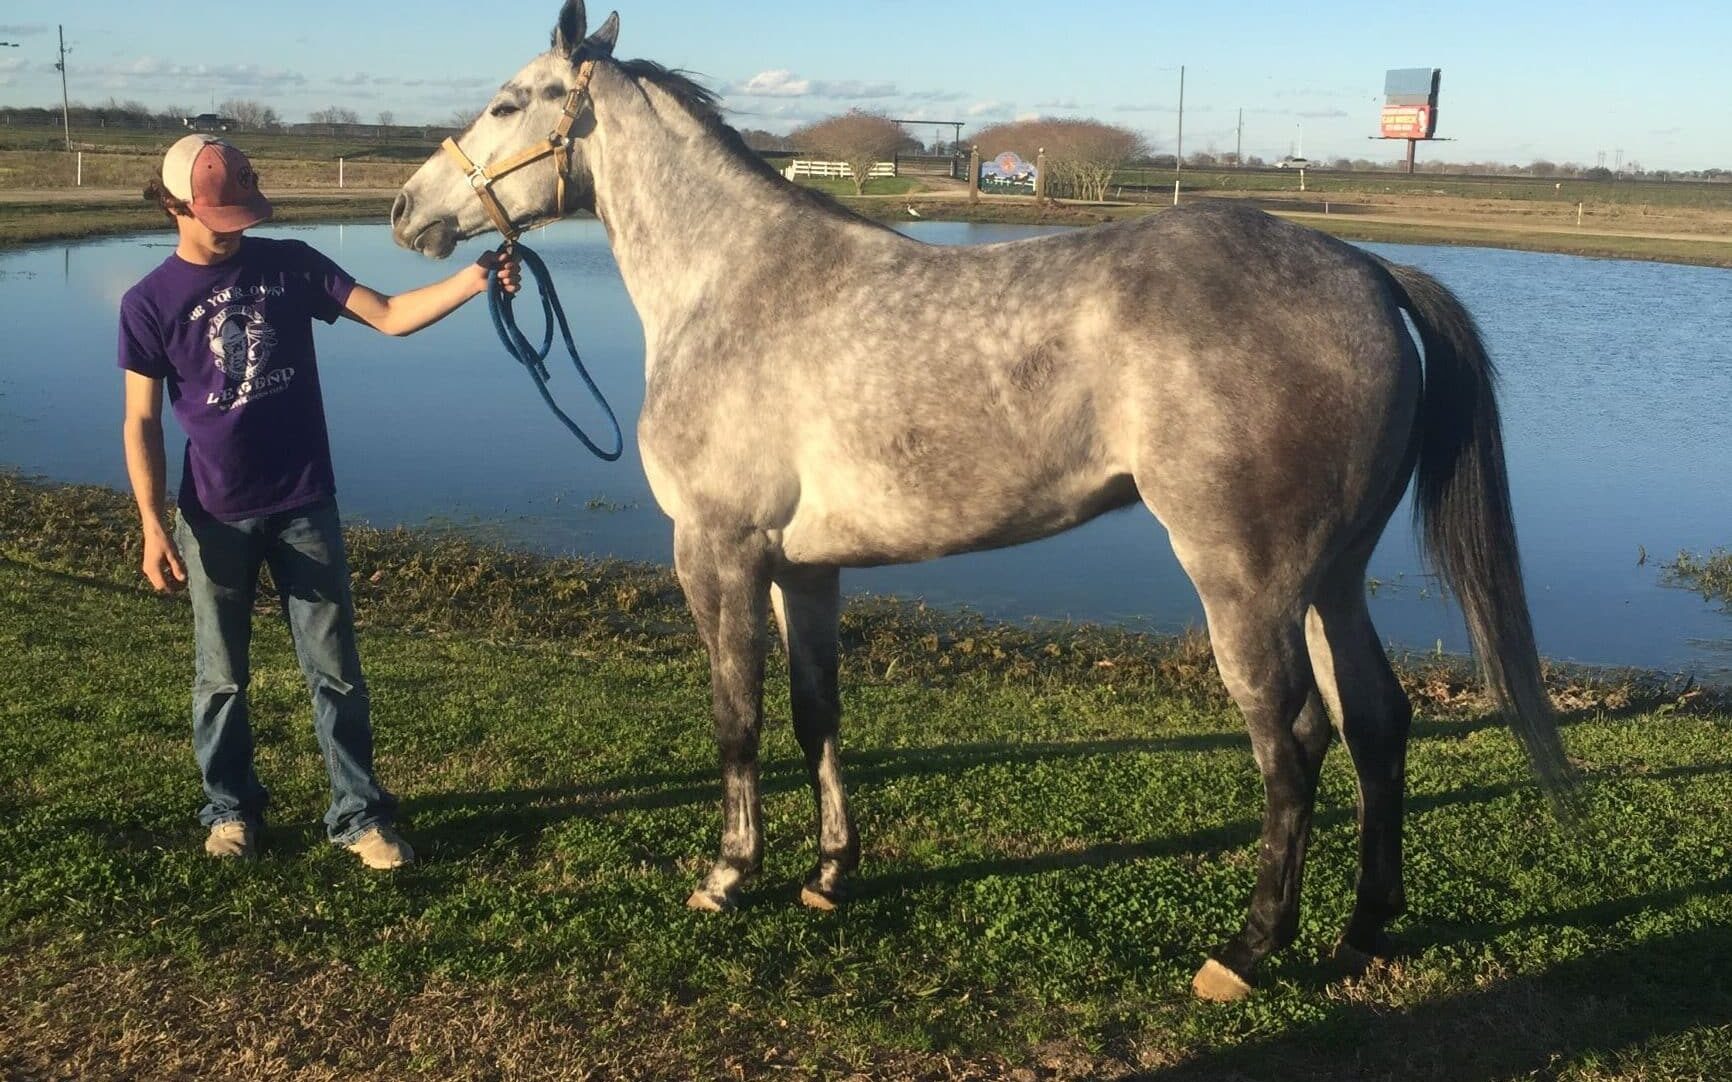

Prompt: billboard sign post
[1376,67,1441,173]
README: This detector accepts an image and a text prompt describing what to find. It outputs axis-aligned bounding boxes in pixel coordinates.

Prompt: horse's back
[645,202,1420,573]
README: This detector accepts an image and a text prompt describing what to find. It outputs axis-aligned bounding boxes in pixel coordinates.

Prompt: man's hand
[476,248,522,296]
[142,522,187,593]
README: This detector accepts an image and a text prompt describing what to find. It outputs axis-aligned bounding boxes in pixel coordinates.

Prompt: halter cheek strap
[440,59,596,245]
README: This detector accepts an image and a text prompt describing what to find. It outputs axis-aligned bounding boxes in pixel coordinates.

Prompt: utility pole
[1235,107,1243,167]
[1175,65,1185,176]
[55,25,72,151]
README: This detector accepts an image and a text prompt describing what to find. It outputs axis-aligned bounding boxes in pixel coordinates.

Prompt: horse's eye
[490,103,520,119]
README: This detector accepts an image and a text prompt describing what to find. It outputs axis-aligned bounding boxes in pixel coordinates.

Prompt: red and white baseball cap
[162,134,273,232]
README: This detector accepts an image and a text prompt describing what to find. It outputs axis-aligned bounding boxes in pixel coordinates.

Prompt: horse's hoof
[1333,941,1376,975]
[1333,933,1395,976]
[799,885,842,911]
[1191,958,1254,1002]
[685,888,734,913]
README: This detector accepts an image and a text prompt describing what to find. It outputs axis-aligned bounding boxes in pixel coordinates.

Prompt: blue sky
[1,1,1725,170]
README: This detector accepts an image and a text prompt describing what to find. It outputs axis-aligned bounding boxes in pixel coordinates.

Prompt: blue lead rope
[485,241,623,461]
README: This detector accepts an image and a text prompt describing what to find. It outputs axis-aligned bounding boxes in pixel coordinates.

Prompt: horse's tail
[1380,260,1576,801]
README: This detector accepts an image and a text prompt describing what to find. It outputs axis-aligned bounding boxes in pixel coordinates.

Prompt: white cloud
[0,24,49,37]
[732,69,899,101]
[736,69,811,97]
[79,56,308,91]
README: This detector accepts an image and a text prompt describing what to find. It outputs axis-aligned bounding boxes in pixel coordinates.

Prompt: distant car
[1274,156,1312,169]
[184,114,234,133]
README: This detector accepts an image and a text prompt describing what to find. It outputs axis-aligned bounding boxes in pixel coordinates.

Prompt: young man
[119,135,519,868]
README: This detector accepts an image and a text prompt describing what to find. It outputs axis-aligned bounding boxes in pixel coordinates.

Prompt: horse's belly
[779,469,1138,567]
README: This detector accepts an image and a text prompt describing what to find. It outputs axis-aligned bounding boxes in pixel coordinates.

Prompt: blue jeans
[174,501,397,844]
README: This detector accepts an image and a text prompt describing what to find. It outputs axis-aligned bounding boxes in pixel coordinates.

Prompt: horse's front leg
[675,522,773,912]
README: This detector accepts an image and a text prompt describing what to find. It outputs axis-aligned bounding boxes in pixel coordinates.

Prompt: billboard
[981,151,1037,187]
[1380,68,1440,139]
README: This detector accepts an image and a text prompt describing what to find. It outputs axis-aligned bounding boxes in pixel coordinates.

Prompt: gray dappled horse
[392,1,1571,1000]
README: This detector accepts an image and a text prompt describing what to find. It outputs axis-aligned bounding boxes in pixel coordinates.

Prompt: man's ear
[552,0,586,54]
[579,12,619,58]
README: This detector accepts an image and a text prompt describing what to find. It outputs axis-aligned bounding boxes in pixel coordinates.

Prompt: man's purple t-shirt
[117,237,356,522]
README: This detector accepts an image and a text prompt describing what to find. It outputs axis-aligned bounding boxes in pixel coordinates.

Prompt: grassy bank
[4,182,1731,271]
[839,197,1732,269]
[0,193,391,249]
[2,474,1729,1081]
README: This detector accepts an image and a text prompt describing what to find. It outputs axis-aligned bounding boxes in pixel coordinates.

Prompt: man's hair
[143,177,191,224]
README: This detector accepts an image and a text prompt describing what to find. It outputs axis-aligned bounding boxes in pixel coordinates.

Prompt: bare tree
[447,107,481,130]
[376,110,396,128]
[789,110,907,196]
[736,127,789,152]
[972,118,1146,202]
[221,99,281,131]
[308,105,361,125]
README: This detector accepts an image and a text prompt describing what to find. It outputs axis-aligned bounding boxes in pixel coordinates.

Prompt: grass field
[0,194,393,249]
[6,128,1732,267]
[1110,167,1732,211]
[2,474,1729,1080]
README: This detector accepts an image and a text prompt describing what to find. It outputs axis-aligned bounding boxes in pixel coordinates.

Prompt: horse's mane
[613,58,893,231]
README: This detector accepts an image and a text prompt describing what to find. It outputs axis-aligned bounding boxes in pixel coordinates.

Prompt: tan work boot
[204,820,257,860]
[345,825,414,870]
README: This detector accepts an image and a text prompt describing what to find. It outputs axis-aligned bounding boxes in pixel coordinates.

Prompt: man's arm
[122,371,186,593]
[341,250,520,337]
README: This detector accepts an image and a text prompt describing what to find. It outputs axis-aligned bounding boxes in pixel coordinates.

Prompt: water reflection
[1,219,1728,679]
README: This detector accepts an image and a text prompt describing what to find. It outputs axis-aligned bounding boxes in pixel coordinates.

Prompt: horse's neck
[587,72,879,354]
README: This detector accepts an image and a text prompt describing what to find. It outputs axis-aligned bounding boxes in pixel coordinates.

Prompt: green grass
[1111,168,1732,210]
[0,195,391,249]
[798,176,922,198]
[2,476,1730,1080]
[0,126,445,162]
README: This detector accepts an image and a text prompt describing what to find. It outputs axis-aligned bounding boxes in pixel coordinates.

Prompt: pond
[2,219,1729,680]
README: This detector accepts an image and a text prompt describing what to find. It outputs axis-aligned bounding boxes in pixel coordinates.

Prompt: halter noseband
[440,59,597,245]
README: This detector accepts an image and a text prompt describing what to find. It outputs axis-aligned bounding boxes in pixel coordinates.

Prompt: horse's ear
[581,12,620,57]
[552,0,587,54]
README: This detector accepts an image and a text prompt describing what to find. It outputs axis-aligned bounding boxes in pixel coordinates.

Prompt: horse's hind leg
[676,522,774,912]
[1305,565,1413,968]
[771,565,859,909]
[1187,587,1332,1002]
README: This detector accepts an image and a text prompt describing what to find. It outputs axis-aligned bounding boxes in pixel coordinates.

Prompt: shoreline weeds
[3,188,1731,269]
[0,471,1719,714]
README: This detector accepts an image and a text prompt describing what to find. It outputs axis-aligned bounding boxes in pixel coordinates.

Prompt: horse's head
[392,0,619,258]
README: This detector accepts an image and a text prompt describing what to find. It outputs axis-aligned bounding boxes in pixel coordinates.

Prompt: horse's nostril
[390,192,412,228]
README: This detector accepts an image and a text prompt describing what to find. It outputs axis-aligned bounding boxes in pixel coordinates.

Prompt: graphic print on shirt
[190,284,293,412]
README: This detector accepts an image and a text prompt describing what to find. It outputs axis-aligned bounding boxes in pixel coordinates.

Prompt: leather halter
[440,60,596,245]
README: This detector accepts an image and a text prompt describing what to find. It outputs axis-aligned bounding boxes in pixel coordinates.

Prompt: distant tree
[736,127,788,152]
[309,105,361,125]
[447,107,481,130]
[1583,166,1613,181]
[1186,151,1218,168]
[221,99,281,131]
[1245,154,1267,168]
[376,110,396,128]
[972,117,1146,202]
[789,110,907,196]
[1330,157,1353,171]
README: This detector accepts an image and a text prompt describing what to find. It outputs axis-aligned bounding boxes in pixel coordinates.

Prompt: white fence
[783,159,896,181]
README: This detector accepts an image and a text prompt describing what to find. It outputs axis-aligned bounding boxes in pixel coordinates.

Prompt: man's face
[178,212,245,257]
